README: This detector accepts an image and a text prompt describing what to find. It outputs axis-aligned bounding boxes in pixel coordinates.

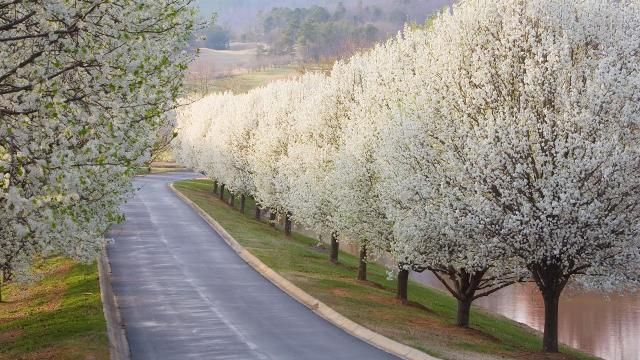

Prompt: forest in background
[194,0,452,62]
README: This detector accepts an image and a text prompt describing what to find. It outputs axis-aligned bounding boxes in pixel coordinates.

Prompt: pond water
[412,272,640,360]
[310,233,638,360]
[334,241,638,359]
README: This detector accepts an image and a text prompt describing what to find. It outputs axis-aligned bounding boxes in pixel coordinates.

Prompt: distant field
[189,45,258,78]
[185,42,332,95]
[190,66,301,94]
[187,42,290,79]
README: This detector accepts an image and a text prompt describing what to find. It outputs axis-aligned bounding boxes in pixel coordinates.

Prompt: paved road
[107,172,397,360]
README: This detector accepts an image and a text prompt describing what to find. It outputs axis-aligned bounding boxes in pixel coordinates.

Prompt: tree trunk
[329,232,339,264]
[255,205,261,220]
[357,244,367,281]
[230,193,235,208]
[542,291,561,352]
[532,265,566,353]
[240,195,246,214]
[219,184,225,201]
[269,209,277,227]
[284,211,293,236]
[0,275,3,303]
[396,269,409,304]
[213,180,218,194]
[456,298,473,327]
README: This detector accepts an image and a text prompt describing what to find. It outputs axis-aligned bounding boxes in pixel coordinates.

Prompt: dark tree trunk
[531,265,567,353]
[255,205,261,220]
[396,269,409,304]
[0,269,8,303]
[284,211,293,236]
[240,195,246,214]
[357,244,367,281]
[219,184,225,201]
[456,298,473,327]
[329,232,339,264]
[269,209,277,227]
[230,194,235,208]
[542,290,561,352]
[213,180,218,194]
[431,268,488,328]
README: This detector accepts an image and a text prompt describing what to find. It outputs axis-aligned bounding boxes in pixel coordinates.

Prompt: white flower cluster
[0,1,197,279]
[174,0,640,347]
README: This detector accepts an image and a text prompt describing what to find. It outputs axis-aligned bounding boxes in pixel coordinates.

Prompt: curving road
[107,172,397,360]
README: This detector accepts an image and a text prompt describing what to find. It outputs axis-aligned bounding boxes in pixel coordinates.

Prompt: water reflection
[411,272,640,360]
[320,239,639,359]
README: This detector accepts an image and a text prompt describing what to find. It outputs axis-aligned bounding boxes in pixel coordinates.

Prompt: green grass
[175,179,597,360]
[0,258,108,360]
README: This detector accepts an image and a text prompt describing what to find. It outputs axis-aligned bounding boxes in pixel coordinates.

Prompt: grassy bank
[174,179,596,360]
[0,258,108,360]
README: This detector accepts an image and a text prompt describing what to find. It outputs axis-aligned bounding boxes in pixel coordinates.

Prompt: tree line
[174,0,640,354]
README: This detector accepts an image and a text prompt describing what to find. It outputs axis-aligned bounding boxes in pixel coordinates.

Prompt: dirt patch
[12,346,100,360]
[509,352,581,360]
[362,293,436,316]
[0,329,23,344]
[355,279,386,290]
[406,300,436,314]
[330,288,349,297]
[0,260,71,324]
[407,316,501,345]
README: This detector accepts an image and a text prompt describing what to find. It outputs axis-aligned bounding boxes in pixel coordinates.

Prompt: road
[107,172,397,360]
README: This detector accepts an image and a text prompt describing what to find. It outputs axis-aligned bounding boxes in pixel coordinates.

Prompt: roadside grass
[0,258,108,360]
[174,179,597,360]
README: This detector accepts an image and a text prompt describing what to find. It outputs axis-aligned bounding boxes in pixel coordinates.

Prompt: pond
[317,237,638,360]
[412,272,640,360]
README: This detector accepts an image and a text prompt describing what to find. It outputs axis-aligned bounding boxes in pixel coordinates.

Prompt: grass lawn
[0,258,108,360]
[174,179,597,360]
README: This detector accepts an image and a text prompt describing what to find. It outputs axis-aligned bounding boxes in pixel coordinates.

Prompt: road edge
[98,251,131,360]
[169,182,440,360]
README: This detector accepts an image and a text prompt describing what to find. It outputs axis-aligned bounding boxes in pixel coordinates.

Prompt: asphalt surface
[107,172,398,360]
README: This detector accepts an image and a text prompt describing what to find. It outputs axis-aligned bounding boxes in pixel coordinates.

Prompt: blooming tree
[172,1,640,351]
[249,77,323,233]
[400,0,640,351]
[279,64,365,263]
[0,0,197,299]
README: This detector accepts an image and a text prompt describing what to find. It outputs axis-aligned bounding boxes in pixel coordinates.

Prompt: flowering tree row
[0,0,198,299]
[174,0,640,353]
